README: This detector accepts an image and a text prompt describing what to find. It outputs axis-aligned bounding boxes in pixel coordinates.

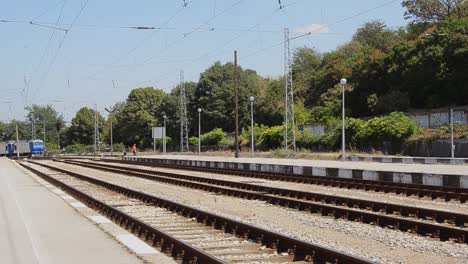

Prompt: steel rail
[60,159,468,244]
[26,160,373,264]
[102,159,467,202]
[64,159,468,226]
[18,162,224,264]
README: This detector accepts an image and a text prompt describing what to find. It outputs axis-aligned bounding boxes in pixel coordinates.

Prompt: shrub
[190,128,226,146]
[258,125,284,149]
[240,124,269,147]
[316,112,418,150]
[367,112,417,142]
[63,143,94,154]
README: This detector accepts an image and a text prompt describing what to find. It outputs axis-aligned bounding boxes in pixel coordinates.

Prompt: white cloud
[294,23,330,34]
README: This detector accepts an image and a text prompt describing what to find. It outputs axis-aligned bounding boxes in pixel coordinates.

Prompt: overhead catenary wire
[139,0,245,65]
[1,19,283,33]
[84,2,191,81]
[32,0,90,99]
[240,0,399,61]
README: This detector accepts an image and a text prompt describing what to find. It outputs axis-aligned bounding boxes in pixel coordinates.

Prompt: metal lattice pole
[283,28,296,151]
[179,70,189,152]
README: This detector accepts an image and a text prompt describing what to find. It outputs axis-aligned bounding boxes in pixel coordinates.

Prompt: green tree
[194,62,262,133]
[0,120,30,141]
[113,87,165,148]
[25,105,65,147]
[292,47,323,104]
[402,0,468,23]
[67,107,105,145]
[352,20,403,51]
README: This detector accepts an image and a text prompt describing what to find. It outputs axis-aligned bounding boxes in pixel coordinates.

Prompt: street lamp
[249,96,255,158]
[163,115,167,155]
[197,108,202,156]
[340,78,347,161]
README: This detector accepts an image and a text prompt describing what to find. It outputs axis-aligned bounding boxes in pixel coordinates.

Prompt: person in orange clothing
[131,144,137,156]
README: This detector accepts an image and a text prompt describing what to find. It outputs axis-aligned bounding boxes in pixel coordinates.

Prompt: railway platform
[124,154,468,188]
[0,158,174,264]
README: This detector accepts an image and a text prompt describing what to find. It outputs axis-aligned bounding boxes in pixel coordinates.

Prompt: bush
[63,143,94,154]
[314,112,418,150]
[367,112,417,142]
[113,142,126,152]
[190,128,226,146]
[240,124,269,147]
[259,125,284,149]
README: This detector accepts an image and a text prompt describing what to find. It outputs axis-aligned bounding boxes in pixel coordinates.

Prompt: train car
[7,141,15,157]
[0,142,7,156]
[30,140,46,156]
[7,140,33,157]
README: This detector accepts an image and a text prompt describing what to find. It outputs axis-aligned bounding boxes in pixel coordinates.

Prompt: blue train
[0,140,46,157]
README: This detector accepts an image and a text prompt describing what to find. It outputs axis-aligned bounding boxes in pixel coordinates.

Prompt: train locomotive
[0,140,46,157]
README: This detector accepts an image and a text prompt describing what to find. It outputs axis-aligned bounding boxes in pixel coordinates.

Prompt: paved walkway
[147,155,468,176]
[0,158,144,264]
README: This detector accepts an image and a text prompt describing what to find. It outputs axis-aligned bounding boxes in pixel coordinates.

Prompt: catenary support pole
[16,123,19,158]
[234,50,239,158]
[451,108,455,158]
[43,117,46,144]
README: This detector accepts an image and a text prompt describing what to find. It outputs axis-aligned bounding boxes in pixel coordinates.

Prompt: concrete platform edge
[11,160,176,264]
[123,156,468,189]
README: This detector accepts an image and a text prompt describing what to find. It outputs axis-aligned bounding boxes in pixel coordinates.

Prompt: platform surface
[0,158,144,264]
[141,154,468,176]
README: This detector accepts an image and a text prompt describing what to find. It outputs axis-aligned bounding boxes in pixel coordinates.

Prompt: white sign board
[152,127,165,139]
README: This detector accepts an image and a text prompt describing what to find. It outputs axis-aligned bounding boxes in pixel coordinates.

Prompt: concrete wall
[303,123,326,136]
[408,109,467,128]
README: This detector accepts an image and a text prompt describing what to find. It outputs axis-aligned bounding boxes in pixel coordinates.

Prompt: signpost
[152,127,166,153]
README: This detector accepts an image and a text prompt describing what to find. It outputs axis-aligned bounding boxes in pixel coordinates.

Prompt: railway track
[20,160,373,264]
[100,159,468,203]
[56,159,468,244]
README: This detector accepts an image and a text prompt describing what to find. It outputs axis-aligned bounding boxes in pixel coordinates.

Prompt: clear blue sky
[0,0,407,122]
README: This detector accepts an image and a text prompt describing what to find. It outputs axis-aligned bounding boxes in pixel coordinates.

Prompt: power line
[85,0,245,85]
[33,0,90,98]
[84,3,190,80]
[240,0,399,61]
[290,0,398,41]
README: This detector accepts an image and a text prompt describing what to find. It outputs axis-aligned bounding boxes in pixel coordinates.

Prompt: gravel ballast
[43,160,468,264]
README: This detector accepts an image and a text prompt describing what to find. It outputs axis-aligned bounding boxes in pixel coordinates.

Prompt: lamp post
[197,108,202,156]
[340,78,347,161]
[163,115,167,154]
[249,96,255,158]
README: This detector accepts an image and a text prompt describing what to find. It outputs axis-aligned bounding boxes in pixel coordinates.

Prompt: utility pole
[15,123,19,158]
[450,108,455,158]
[250,96,255,158]
[341,78,347,161]
[31,113,35,140]
[105,107,116,156]
[179,70,189,152]
[198,108,202,155]
[283,28,296,151]
[42,116,46,143]
[163,115,167,154]
[234,50,239,158]
[57,125,60,154]
[94,104,97,158]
